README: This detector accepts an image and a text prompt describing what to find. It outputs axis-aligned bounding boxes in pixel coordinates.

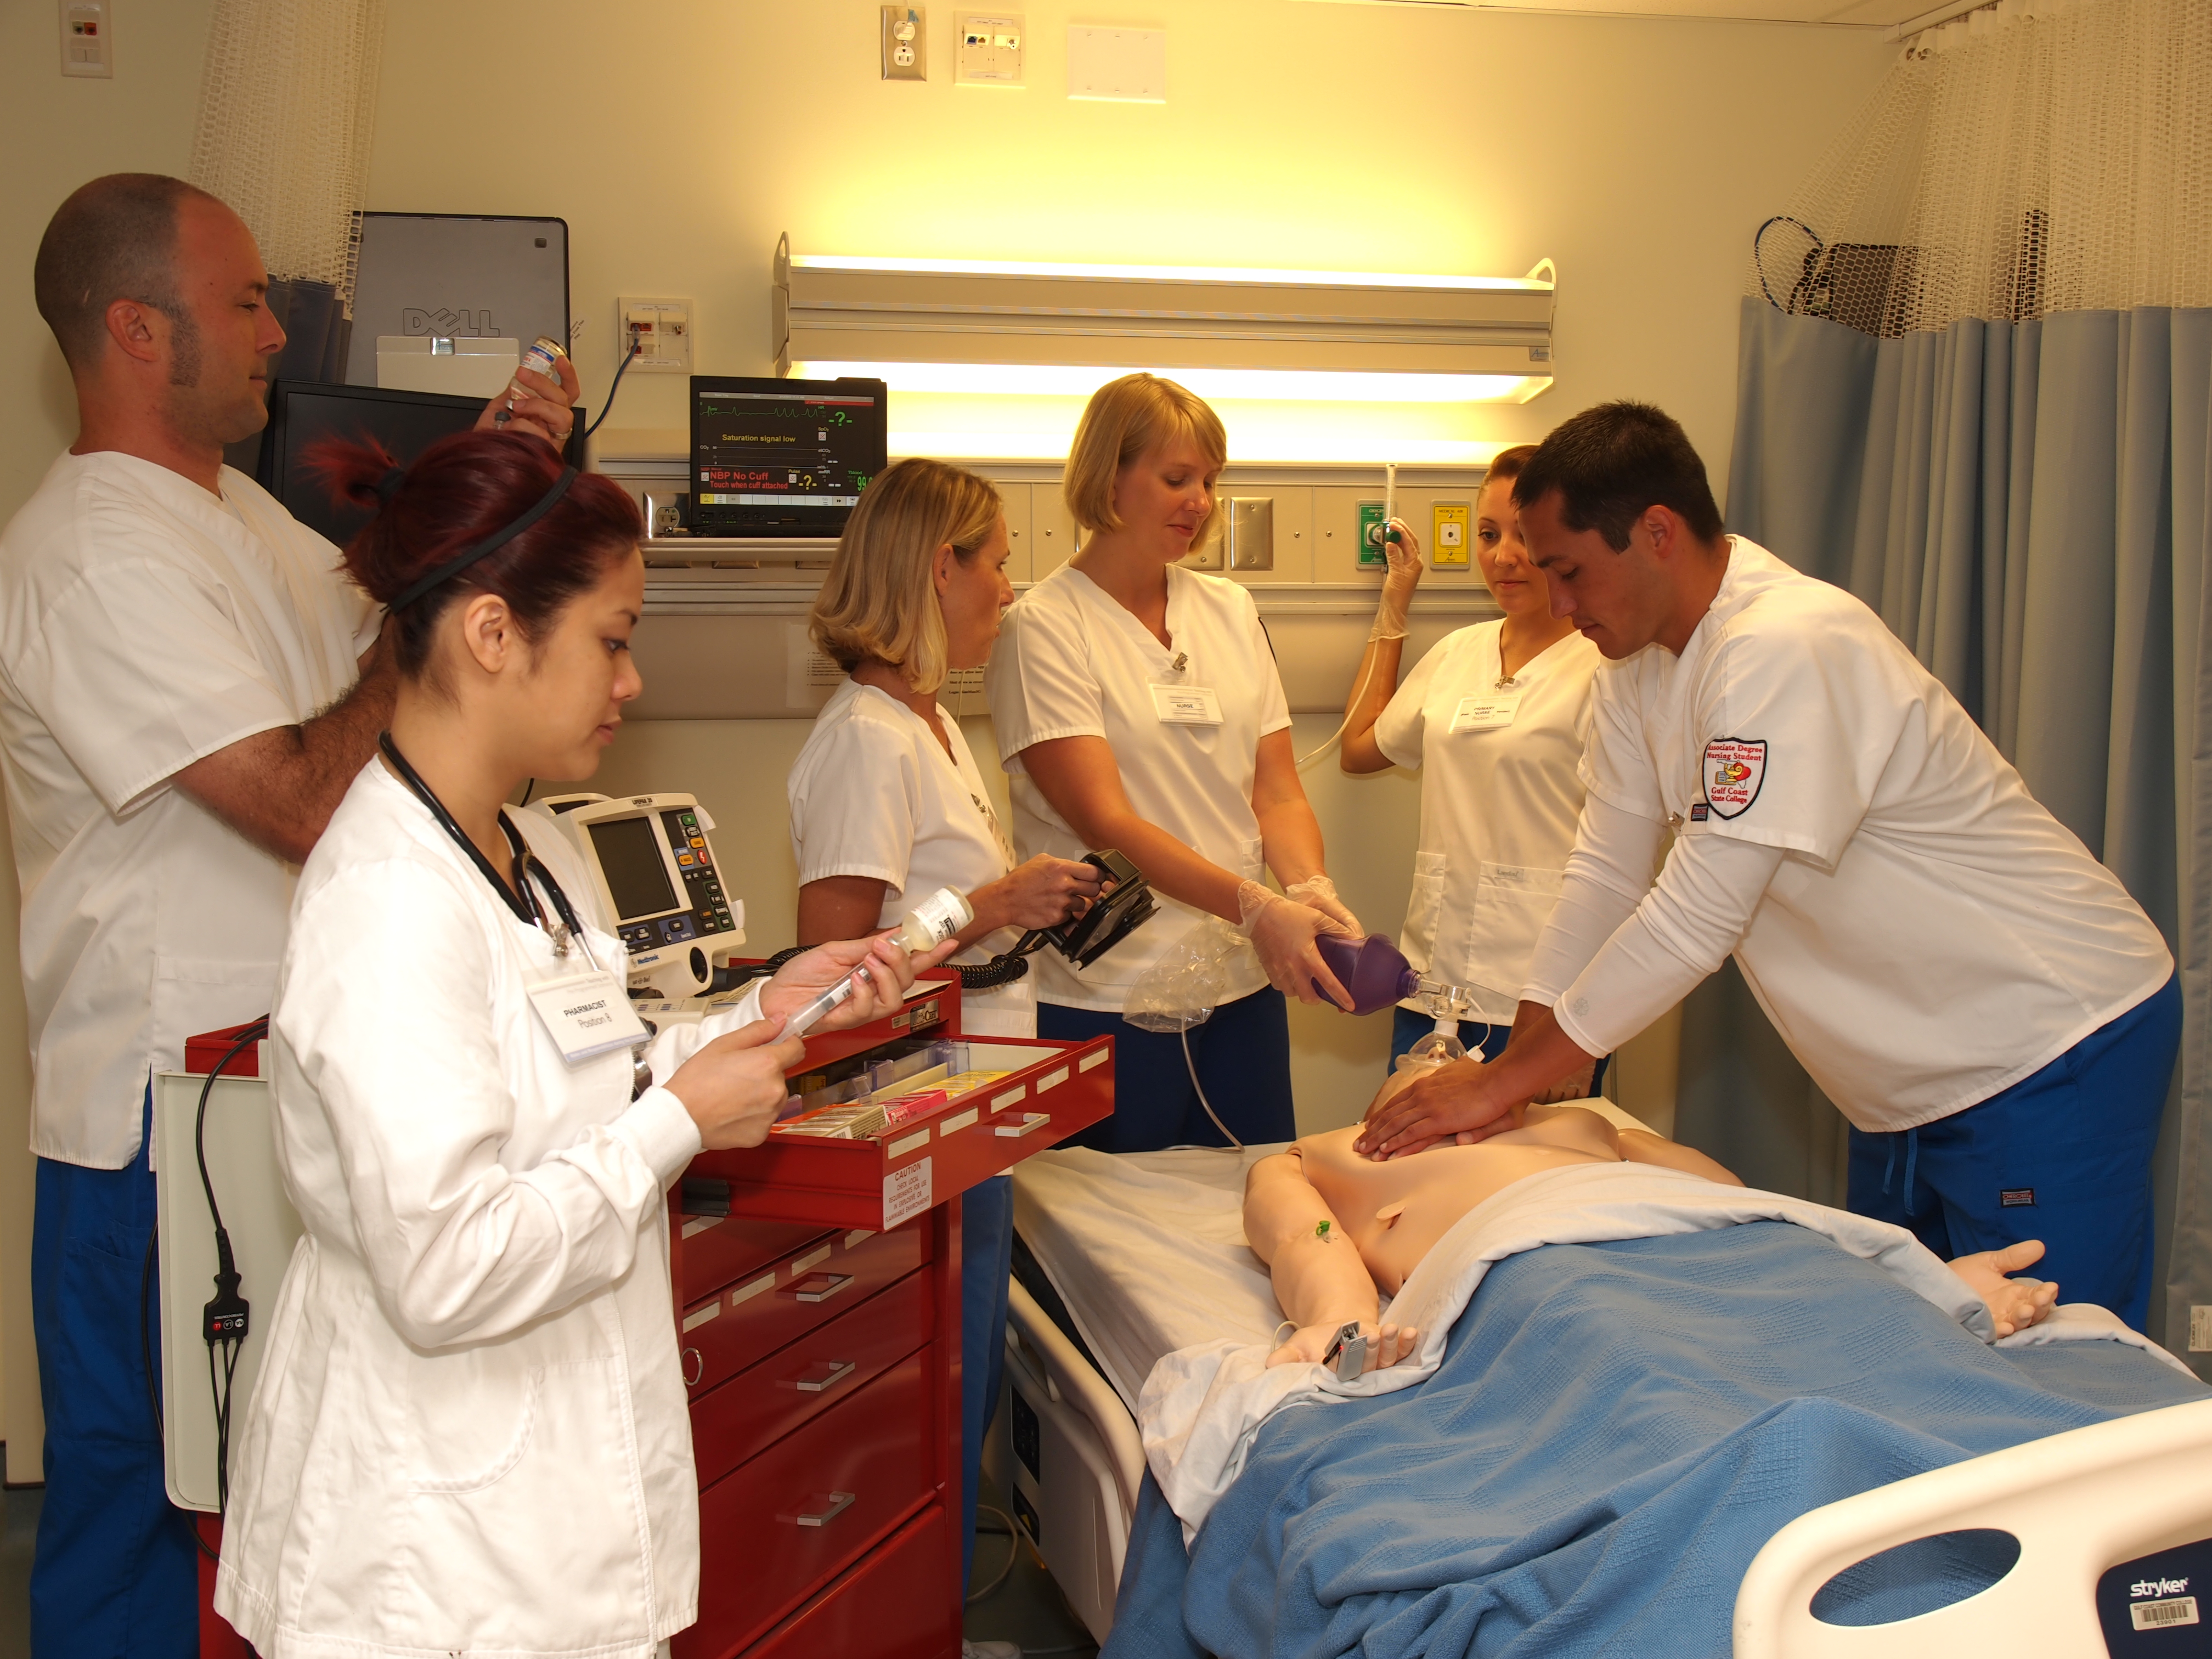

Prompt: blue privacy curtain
[1698,0,2212,1364]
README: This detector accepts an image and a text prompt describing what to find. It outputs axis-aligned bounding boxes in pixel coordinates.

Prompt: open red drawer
[686,1036,1114,1231]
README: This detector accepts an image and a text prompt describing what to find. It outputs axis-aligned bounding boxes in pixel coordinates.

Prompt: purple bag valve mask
[1313,932,1420,1016]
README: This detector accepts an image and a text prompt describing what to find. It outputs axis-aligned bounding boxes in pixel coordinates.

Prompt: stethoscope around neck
[379,732,599,968]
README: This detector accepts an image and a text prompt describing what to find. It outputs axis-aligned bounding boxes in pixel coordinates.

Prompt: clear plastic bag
[1122,916,1256,1033]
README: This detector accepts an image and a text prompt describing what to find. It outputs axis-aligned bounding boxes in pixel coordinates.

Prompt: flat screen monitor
[585,814,680,922]
[689,375,888,538]
[256,381,589,550]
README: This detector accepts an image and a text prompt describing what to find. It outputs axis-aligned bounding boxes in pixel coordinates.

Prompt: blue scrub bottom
[960,1173,1013,1592]
[1847,973,2180,1333]
[1386,1006,1611,1097]
[30,1087,197,1658]
[1038,988,1294,1153]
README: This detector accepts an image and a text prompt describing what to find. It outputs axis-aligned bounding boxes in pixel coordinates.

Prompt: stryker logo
[2135,1577,2190,1598]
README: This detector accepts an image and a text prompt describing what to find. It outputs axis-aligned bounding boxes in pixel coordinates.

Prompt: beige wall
[0,0,220,1486]
[0,0,1889,1481]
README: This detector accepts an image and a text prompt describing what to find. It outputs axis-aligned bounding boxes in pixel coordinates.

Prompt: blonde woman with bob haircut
[985,375,1360,1154]
[789,459,1099,1631]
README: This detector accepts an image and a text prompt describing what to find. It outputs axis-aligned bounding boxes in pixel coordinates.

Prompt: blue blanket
[1102,1221,2205,1659]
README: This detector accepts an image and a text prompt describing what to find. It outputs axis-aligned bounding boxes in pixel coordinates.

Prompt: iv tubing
[1296,461,1396,770]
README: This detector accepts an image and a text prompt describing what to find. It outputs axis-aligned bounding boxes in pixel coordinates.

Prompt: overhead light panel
[774,239,1555,405]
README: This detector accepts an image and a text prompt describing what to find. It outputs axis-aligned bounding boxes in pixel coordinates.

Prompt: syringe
[782,967,870,1040]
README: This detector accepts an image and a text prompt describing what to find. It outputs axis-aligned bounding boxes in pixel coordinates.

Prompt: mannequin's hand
[665,1018,804,1151]
[1239,882,1349,1007]
[1355,1058,1517,1159]
[1948,1239,2059,1338]
[761,933,957,1031]
[1266,1317,1421,1374]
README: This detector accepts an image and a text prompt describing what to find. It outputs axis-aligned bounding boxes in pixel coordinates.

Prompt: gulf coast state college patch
[1703,737,1766,819]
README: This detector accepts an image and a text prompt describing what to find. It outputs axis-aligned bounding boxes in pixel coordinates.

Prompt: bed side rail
[1005,1277,1148,1521]
[1734,1395,2212,1658]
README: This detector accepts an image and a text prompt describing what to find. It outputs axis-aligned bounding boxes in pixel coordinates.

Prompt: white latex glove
[1285,873,1362,938]
[1369,518,1424,641]
[1238,879,1351,1007]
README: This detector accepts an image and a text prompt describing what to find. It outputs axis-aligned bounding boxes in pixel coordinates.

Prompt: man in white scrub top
[0,174,575,1656]
[1359,402,2177,1333]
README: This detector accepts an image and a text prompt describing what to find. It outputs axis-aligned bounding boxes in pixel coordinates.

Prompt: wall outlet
[881,4,926,80]
[956,13,1024,85]
[60,0,111,77]
[1432,501,1470,568]
[618,298,692,374]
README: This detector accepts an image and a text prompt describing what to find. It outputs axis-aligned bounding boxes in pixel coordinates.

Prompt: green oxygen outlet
[1357,500,1390,568]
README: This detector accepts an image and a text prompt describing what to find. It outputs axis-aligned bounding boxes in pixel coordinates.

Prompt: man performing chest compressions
[1356,402,2177,1332]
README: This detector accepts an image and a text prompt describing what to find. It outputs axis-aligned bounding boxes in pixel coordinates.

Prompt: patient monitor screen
[588,816,680,921]
[690,375,887,538]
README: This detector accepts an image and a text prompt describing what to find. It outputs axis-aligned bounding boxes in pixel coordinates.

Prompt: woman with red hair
[212,430,947,1658]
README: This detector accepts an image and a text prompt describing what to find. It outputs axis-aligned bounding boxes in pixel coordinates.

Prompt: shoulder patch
[1703,738,1766,819]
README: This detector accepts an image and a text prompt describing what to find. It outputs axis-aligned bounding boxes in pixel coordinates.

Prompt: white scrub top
[0,451,373,1167]
[1579,535,2172,1128]
[789,676,1034,1036]
[985,562,1290,1012]
[1373,620,1602,1022]
[217,758,755,1658]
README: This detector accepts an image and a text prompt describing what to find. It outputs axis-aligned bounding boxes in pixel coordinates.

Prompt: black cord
[517,778,536,807]
[196,1018,269,1521]
[1754,215,1823,312]
[582,340,642,442]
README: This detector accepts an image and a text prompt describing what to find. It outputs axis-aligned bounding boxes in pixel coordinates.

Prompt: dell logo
[400,306,496,336]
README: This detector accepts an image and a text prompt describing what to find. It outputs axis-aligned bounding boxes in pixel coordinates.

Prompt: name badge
[1450,687,1524,733]
[527,968,650,1065]
[1149,683,1224,726]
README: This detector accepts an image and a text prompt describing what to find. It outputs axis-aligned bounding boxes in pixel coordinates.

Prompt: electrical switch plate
[617,297,692,374]
[60,0,111,77]
[881,4,926,80]
[1181,515,1225,572]
[956,13,1024,85]
[1432,501,1470,568]
[1066,24,1165,103]
[1356,501,1389,569]
[1224,497,1274,571]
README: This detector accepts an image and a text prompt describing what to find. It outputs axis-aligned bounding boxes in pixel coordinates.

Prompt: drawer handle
[787,1272,854,1304]
[792,1491,856,1528]
[791,1359,857,1395]
[995,1111,1050,1138]
[681,1347,703,1387]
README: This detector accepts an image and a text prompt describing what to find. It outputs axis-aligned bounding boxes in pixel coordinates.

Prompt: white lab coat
[985,562,1290,1012]
[216,759,757,1658]
[1371,620,1602,1022]
[788,676,1035,1036]
[0,452,373,1166]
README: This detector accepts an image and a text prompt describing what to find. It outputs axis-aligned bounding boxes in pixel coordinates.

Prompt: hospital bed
[998,1109,2212,1658]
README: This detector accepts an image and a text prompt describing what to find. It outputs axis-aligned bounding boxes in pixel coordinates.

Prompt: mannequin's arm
[1245,1151,1419,1372]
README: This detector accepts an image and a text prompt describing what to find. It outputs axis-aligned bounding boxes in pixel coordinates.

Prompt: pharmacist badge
[1703,738,1766,819]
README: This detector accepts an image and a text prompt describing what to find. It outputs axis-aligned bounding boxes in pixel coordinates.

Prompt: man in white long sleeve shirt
[1358,401,2177,1331]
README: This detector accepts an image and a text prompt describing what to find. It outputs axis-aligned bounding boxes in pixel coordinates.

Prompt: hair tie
[386,466,579,613]
[375,466,408,505]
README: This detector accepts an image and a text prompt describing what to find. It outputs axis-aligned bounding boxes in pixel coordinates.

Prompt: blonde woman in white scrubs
[789,456,1099,1636]
[1340,444,1607,1091]
[987,374,1358,1153]
[216,431,936,1658]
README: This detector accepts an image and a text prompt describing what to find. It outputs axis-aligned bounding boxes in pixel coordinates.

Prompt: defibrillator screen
[588,815,680,921]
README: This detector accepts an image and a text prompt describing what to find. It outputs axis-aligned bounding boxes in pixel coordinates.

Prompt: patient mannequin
[1246,1104,2060,1376]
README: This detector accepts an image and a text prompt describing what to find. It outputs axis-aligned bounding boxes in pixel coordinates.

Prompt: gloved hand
[1285,873,1362,938]
[1238,879,1351,1007]
[1369,518,1424,641]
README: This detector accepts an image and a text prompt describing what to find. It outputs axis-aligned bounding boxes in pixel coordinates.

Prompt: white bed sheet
[1008,1097,1661,1409]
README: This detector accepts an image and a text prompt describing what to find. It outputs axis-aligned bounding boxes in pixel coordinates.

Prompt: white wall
[0,0,1892,1480]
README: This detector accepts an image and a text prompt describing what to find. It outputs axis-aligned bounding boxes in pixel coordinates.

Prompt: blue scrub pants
[30,1087,197,1658]
[960,1172,1013,1591]
[1038,988,1294,1152]
[1386,1006,1611,1097]
[1847,973,2180,1332]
